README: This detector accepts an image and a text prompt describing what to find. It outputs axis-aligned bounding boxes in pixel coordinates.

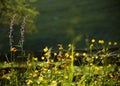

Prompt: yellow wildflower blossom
[54,53,57,56]
[64,75,68,79]
[53,67,58,71]
[90,63,93,66]
[91,39,95,43]
[4,61,7,64]
[26,79,33,85]
[10,47,17,52]
[109,73,113,78]
[75,52,80,56]
[65,53,69,58]
[94,80,97,84]
[50,81,57,86]
[39,77,43,81]
[6,76,11,80]
[33,57,38,61]
[29,73,32,76]
[41,56,45,60]
[95,56,98,59]
[35,70,38,73]
[82,53,87,57]
[27,63,32,67]
[108,42,112,45]
[43,46,48,52]
[33,73,37,77]
[68,44,72,47]
[98,40,104,44]
[102,49,106,53]
[114,42,118,45]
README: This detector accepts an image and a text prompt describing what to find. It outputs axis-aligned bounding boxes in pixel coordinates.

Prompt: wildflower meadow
[0,15,120,86]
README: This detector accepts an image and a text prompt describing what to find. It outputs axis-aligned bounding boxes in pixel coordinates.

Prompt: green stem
[69,44,74,83]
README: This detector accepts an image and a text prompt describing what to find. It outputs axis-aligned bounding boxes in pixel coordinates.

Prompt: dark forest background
[0,0,120,53]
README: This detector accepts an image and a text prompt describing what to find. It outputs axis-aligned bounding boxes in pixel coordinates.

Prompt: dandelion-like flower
[41,56,45,60]
[114,42,118,45]
[65,53,69,58]
[10,47,17,52]
[43,46,48,52]
[6,76,11,80]
[75,52,80,57]
[82,52,87,57]
[98,40,104,44]
[26,79,33,85]
[64,75,68,79]
[91,39,95,43]
[32,57,38,61]
[108,42,112,45]
[38,77,43,81]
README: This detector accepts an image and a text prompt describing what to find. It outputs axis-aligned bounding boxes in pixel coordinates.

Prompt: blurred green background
[0,0,120,53]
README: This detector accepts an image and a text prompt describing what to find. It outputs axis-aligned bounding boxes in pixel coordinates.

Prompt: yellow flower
[41,56,45,60]
[98,40,104,44]
[94,80,97,84]
[102,49,106,53]
[107,64,111,67]
[68,44,72,47]
[4,61,7,64]
[82,53,87,57]
[44,52,50,57]
[91,39,95,43]
[65,66,70,71]
[95,56,98,59]
[43,46,48,52]
[109,73,113,78]
[43,68,48,71]
[95,66,99,72]
[54,53,57,56]
[6,76,10,80]
[39,77,43,81]
[65,53,69,58]
[92,56,94,59]
[75,52,80,56]
[29,73,32,76]
[33,57,38,61]
[35,70,38,73]
[33,73,37,77]
[53,67,58,71]
[51,59,54,62]
[26,79,33,85]
[114,42,118,45]
[10,47,17,52]
[27,63,32,67]
[35,58,38,61]
[64,75,68,79]
[90,63,93,66]
[50,81,57,86]
[108,42,112,45]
